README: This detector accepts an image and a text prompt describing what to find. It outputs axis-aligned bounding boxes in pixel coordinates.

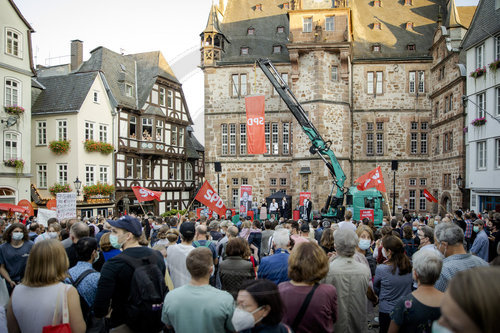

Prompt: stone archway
[440,192,452,216]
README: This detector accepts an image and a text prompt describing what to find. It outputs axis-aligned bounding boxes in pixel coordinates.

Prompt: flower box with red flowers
[49,183,72,196]
[4,105,25,115]
[489,59,500,72]
[84,140,114,155]
[471,117,486,127]
[470,66,486,78]
[83,183,115,197]
[49,140,70,154]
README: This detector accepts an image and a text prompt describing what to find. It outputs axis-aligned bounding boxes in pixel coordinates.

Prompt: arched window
[185,163,193,180]
[5,28,22,57]
[4,131,20,160]
[0,187,16,204]
[5,78,21,106]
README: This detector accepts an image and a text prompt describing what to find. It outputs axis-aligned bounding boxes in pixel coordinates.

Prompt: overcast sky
[15,0,479,145]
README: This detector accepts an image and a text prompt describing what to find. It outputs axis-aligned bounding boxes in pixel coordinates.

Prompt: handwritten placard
[56,192,77,220]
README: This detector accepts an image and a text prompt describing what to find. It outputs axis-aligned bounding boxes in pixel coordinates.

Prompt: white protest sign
[37,208,57,227]
[56,192,77,220]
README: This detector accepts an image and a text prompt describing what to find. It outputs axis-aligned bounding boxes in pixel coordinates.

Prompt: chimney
[70,40,83,71]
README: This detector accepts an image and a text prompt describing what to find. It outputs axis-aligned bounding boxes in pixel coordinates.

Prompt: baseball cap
[108,215,142,236]
[473,219,484,226]
[179,221,196,238]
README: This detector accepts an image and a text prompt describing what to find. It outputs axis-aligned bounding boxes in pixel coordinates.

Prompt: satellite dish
[1,116,18,128]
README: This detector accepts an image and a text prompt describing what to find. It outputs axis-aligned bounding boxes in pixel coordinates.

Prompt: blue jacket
[257,249,289,284]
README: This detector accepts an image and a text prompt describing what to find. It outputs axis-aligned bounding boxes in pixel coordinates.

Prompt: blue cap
[108,215,142,236]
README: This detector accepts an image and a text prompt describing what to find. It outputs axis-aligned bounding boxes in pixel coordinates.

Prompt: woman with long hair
[374,235,413,333]
[6,239,86,332]
[219,238,256,297]
[319,228,335,255]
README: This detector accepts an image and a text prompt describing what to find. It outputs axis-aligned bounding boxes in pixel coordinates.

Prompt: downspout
[349,56,354,189]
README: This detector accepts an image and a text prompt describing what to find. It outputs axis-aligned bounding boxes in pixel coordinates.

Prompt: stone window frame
[443,173,451,190]
[221,124,228,155]
[240,47,249,56]
[443,131,453,153]
[409,189,416,210]
[409,120,429,155]
[230,73,248,98]
[247,27,255,36]
[408,70,425,94]
[277,26,285,34]
[367,70,384,95]
[365,120,385,156]
[330,66,338,81]
[273,45,282,54]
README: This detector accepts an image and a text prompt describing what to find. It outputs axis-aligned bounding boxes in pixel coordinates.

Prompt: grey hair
[434,222,464,245]
[412,250,443,285]
[219,220,232,228]
[333,228,358,257]
[227,226,239,238]
[419,225,434,243]
[273,228,290,249]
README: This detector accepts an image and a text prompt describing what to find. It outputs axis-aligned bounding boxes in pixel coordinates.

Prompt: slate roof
[128,51,179,109]
[217,0,290,64]
[461,0,500,51]
[78,47,138,110]
[185,126,204,159]
[351,0,442,60]
[32,72,98,114]
[143,104,165,117]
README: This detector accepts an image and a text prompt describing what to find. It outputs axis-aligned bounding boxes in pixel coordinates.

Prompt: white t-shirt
[338,221,356,231]
[166,244,194,289]
[269,202,278,212]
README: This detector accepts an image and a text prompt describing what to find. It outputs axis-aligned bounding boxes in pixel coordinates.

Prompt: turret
[200,4,226,67]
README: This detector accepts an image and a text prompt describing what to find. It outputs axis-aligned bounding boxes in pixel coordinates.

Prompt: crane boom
[257,58,347,218]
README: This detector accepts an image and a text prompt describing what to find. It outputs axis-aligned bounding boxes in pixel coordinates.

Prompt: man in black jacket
[94,215,166,331]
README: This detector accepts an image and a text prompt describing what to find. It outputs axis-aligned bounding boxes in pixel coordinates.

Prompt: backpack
[193,240,212,248]
[120,253,168,333]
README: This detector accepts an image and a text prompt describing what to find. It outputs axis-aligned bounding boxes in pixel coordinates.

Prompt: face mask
[153,224,161,230]
[434,221,439,225]
[12,232,23,241]
[109,234,123,249]
[473,226,480,233]
[359,239,371,250]
[382,221,387,226]
[413,227,418,232]
[48,232,58,239]
[431,320,453,333]
[93,251,100,263]
[231,306,263,332]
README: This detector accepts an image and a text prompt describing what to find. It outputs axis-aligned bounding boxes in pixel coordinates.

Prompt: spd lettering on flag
[131,186,162,202]
[245,95,266,154]
[194,181,227,217]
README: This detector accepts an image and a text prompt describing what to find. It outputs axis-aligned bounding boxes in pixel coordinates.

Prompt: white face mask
[48,232,58,239]
[359,239,371,250]
[231,306,263,331]
[12,232,23,241]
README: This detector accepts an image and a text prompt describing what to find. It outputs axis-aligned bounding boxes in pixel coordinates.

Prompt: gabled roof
[78,47,138,109]
[351,0,441,60]
[461,0,499,50]
[128,51,179,108]
[217,0,290,64]
[32,72,98,114]
[8,0,34,32]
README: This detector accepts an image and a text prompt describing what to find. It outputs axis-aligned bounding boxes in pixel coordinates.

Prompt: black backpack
[120,253,167,333]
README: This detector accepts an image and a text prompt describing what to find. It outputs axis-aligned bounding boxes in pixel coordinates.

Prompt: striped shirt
[434,253,488,292]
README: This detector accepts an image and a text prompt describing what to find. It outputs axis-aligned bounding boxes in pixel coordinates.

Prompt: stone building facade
[202,0,471,215]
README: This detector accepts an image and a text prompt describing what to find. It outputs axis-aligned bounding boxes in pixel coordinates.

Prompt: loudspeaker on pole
[214,162,222,172]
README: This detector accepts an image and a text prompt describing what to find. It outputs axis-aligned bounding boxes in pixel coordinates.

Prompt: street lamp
[74,177,82,196]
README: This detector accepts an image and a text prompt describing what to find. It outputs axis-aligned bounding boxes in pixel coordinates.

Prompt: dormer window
[407,43,416,51]
[404,0,413,5]
[241,47,249,55]
[255,4,262,10]
[372,44,381,52]
[283,2,290,9]
[374,0,382,7]
[277,26,285,33]
[406,22,414,30]
[247,28,255,35]
[373,22,381,30]
[273,45,282,54]
[125,84,133,97]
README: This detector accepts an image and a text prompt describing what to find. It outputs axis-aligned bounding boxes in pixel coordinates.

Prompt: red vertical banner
[299,192,311,206]
[245,95,266,154]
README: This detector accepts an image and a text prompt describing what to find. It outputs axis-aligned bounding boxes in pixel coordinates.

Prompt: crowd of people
[0,208,498,333]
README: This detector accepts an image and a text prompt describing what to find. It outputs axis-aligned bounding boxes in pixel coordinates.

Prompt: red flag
[355,166,387,192]
[131,186,162,202]
[423,189,438,203]
[245,95,266,154]
[194,181,227,217]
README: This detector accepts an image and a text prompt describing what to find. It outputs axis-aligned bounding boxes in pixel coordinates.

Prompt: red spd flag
[245,95,266,154]
[423,189,438,203]
[355,166,387,192]
[132,186,162,202]
[194,181,227,217]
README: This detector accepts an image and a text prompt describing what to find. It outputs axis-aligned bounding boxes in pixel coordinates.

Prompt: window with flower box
[4,132,19,160]
[5,79,20,107]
